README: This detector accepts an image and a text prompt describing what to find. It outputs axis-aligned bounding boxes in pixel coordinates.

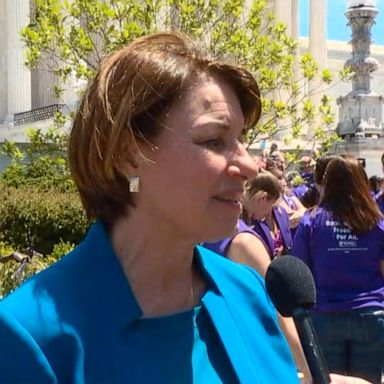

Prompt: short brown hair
[69,31,261,224]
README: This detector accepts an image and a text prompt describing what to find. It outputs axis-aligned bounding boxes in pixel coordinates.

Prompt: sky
[299,0,384,45]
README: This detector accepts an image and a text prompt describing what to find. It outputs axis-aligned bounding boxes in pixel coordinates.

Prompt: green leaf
[321,68,333,84]
[17,0,338,165]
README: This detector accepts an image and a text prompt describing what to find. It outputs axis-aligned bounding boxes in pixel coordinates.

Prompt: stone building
[1,0,384,173]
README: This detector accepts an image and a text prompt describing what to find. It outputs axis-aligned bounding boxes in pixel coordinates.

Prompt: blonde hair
[245,170,281,202]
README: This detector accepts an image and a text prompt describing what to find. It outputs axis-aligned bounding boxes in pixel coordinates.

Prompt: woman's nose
[227,143,258,180]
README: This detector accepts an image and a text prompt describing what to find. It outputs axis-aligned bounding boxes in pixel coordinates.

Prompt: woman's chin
[201,223,238,244]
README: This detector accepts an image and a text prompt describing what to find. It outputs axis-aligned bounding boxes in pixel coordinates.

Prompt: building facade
[1,1,384,148]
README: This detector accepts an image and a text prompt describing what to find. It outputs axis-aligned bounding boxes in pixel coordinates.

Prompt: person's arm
[279,199,305,229]
[281,195,307,214]
[330,374,372,384]
[227,232,271,276]
[226,233,312,382]
[290,195,307,213]
[278,315,311,383]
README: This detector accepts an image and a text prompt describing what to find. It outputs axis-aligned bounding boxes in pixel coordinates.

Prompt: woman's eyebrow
[196,121,231,131]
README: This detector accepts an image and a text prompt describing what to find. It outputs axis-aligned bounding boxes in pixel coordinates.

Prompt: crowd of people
[206,143,384,384]
[0,30,380,384]
[291,153,384,384]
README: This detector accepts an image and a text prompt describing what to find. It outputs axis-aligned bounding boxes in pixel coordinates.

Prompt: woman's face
[247,192,277,220]
[134,74,257,243]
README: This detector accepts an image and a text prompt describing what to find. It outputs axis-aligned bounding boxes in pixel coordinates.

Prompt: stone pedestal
[337,3,384,138]
[333,137,384,176]
[337,93,383,137]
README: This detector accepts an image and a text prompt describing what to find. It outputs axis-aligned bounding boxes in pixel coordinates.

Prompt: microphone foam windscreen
[265,255,316,317]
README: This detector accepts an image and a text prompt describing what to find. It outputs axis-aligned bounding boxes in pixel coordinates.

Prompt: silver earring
[128,176,140,193]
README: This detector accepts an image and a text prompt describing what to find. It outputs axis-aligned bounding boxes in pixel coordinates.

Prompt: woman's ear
[115,155,138,179]
[251,190,264,202]
[259,191,269,201]
[114,130,156,177]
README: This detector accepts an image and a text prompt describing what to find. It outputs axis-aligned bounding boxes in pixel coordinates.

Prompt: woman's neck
[265,214,277,234]
[110,214,207,317]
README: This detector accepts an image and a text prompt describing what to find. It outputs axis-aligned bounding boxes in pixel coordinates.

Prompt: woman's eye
[238,129,248,144]
[201,139,225,150]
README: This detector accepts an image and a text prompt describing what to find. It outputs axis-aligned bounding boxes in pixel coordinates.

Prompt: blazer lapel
[254,220,274,258]
[201,289,262,384]
[272,207,292,252]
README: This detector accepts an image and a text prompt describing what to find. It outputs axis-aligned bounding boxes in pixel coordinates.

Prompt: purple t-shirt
[292,207,384,313]
[203,219,265,257]
[293,184,308,199]
[375,191,384,214]
[283,194,297,210]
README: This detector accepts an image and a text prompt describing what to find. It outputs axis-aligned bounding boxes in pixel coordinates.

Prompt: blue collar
[79,222,224,331]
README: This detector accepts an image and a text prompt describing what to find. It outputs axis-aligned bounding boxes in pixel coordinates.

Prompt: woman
[293,155,384,384]
[268,166,306,234]
[0,32,369,384]
[204,170,283,276]
[368,175,383,196]
[297,154,341,209]
[284,171,307,210]
[374,153,384,213]
[0,31,295,384]
[249,170,294,258]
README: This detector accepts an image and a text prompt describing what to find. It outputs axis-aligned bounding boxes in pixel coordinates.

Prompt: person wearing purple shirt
[204,219,265,259]
[374,153,384,213]
[375,191,384,213]
[268,167,306,238]
[293,183,309,200]
[292,155,384,384]
[249,169,294,258]
[253,204,293,258]
[373,153,384,214]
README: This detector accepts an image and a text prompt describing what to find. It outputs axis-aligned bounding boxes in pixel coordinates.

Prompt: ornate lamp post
[336,0,383,138]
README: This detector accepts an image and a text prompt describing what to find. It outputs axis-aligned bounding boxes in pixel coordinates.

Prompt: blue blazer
[0,222,297,383]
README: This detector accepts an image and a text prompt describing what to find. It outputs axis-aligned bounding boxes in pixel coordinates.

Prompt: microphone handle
[292,308,330,384]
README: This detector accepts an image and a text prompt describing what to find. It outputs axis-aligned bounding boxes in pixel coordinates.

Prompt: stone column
[291,0,301,117]
[271,0,293,138]
[274,0,292,35]
[30,0,63,109]
[308,0,328,137]
[6,0,32,117]
[62,0,88,110]
[291,0,299,41]
[309,0,327,69]
[31,66,59,109]
[0,0,7,122]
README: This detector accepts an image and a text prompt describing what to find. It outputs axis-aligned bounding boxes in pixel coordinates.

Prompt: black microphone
[265,255,330,384]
